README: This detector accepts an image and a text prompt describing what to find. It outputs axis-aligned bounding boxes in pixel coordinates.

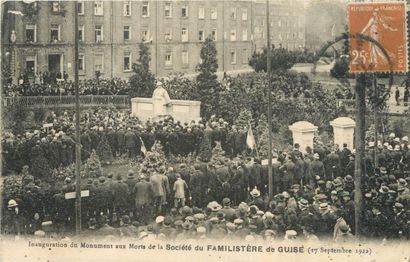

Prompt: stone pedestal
[131,97,201,123]
[289,121,318,153]
[330,117,355,149]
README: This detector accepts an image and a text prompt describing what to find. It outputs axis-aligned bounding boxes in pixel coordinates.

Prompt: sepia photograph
[1,0,409,261]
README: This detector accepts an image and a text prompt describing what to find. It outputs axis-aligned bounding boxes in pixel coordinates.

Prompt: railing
[2,95,130,109]
[337,99,410,114]
[2,95,408,114]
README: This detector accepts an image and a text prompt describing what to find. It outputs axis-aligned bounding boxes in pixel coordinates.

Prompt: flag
[246,125,256,150]
[140,137,147,155]
[330,24,336,37]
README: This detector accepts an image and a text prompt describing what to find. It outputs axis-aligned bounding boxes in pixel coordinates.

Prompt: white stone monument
[131,82,201,123]
[289,121,318,153]
[330,117,355,149]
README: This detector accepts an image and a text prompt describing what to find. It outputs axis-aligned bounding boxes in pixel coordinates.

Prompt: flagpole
[74,0,82,235]
[266,0,273,200]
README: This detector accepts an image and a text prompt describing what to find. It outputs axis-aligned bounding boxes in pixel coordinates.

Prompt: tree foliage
[163,73,198,100]
[249,48,318,72]
[196,37,222,119]
[129,42,156,97]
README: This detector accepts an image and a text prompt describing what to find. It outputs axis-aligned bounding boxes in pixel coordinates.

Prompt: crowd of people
[3,74,130,96]
[2,109,248,175]
[2,108,410,242]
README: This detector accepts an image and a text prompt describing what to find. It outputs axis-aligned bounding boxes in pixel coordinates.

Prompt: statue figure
[152,81,171,120]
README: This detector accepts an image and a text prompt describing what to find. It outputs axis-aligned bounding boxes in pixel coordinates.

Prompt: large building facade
[1,0,306,82]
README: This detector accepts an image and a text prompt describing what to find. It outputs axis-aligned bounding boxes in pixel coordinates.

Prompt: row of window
[24,48,248,76]
[24,24,250,43]
[258,18,303,28]
[75,1,248,21]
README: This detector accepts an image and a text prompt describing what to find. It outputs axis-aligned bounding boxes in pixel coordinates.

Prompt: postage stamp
[348,2,408,73]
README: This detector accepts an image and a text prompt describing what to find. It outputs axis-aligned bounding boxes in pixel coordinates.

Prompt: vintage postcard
[1,0,409,261]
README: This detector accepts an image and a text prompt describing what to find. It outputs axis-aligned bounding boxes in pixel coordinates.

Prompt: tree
[211,141,225,163]
[249,48,317,72]
[129,42,156,97]
[96,134,114,164]
[198,131,212,162]
[196,37,222,119]
[235,109,253,131]
[163,73,198,100]
[83,150,103,178]
[140,142,167,178]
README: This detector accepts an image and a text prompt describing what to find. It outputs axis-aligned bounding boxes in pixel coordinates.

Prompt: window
[79,54,85,71]
[77,1,84,15]
[52,1,60,12]
[198,30,205,42]
[142,2,149,17]
[95,25,103,42]
[242,49,248,64]
[182,50,189,65]
[123,26,131,41]
[165,2,172,17]
[165,29,172,41]
[181,28,188,42]
[230,29,236,41]
[299,32,304,39]
[142,29,150,42]
[198,7,205,19]
[94,53,104,72]
[242,29,247,41]
[124,52,131,71]
[230,7,236,20]
[26,56,36,76]
[230,49,236,64]
[211,29,217,41]
[78,25,84,42]
[94,1,103,15]
[242,8,248,21]
[181,6,188,17]
[165,53,172,66]
[278,19,281,27]
[123,1,131,16]
[26,24,36,42]
[211,8,217,20]
[50,24,60,42]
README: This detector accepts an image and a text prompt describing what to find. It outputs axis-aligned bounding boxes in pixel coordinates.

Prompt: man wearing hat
[309,153,325,183]
[280,155,296,192]
[125,169,137,215]
[324,148,341,180]
[134,175,154,225]
[392,202,406,238]
[93,176,109,219]
[173,173,189,208]
[116,125,126,156]
[189,166,205,208]
[334,224,354,243]
[111,174,129,220]
[3,199,22,235]
[150,170,170,215]
[221,198,236,222]
[249,188,265,211]
[124,127,138,158]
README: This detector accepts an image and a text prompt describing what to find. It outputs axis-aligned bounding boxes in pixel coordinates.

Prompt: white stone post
[289,121,318,153]
[330,117,356,149]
